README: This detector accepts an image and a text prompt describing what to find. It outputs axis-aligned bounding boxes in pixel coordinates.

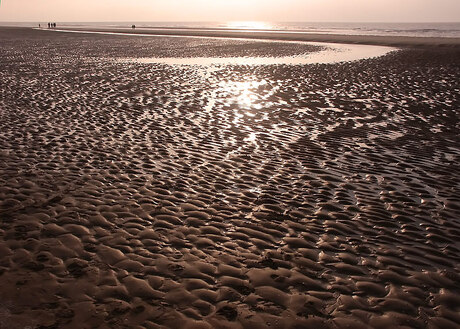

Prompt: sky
[0,0,459,22]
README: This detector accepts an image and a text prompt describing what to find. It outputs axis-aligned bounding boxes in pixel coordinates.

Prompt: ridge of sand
[42,26,460,47]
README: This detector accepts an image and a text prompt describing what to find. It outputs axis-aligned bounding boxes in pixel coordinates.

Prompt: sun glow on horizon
[1,0,460,22]
[225,21,274,30]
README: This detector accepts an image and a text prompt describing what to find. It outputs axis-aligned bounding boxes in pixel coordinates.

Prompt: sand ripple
[0,28,459,329]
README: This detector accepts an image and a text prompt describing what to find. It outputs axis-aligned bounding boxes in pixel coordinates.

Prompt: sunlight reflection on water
[117,40,396,150]
[218,80,267,109]
[224,21,274,30]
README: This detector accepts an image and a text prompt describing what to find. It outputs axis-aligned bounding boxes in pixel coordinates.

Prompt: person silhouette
[48,23,50,28]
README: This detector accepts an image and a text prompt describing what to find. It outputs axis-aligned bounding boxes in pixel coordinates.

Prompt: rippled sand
[0,27,459,329]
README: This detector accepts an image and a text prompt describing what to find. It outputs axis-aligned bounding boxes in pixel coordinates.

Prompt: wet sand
[0,27,460,329]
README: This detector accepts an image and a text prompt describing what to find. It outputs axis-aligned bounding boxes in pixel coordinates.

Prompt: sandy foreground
[0,27,460,329]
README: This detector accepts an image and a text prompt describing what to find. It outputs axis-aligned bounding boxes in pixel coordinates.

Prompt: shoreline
[35,26,460,47]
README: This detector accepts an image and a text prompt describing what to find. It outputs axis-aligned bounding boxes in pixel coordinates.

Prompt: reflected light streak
[218,80,267,109]
[225,21,273,30]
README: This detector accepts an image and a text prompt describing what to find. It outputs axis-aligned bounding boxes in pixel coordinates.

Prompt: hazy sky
[0,0,459,22]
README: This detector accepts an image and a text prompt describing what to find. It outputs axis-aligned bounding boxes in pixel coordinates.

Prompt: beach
[0,26,459,329]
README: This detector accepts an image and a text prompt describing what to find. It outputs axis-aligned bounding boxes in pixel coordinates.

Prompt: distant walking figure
[39,24,41,28]
[132,24,136,29]
[48,23,50,28]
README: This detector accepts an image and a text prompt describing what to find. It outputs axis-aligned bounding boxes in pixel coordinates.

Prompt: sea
[1,21,460,38]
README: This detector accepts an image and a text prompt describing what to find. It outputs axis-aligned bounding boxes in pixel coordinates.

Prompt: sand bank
[47,26,460,47]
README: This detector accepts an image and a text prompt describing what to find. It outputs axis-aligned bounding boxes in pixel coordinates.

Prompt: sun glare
[225,21,273,30]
